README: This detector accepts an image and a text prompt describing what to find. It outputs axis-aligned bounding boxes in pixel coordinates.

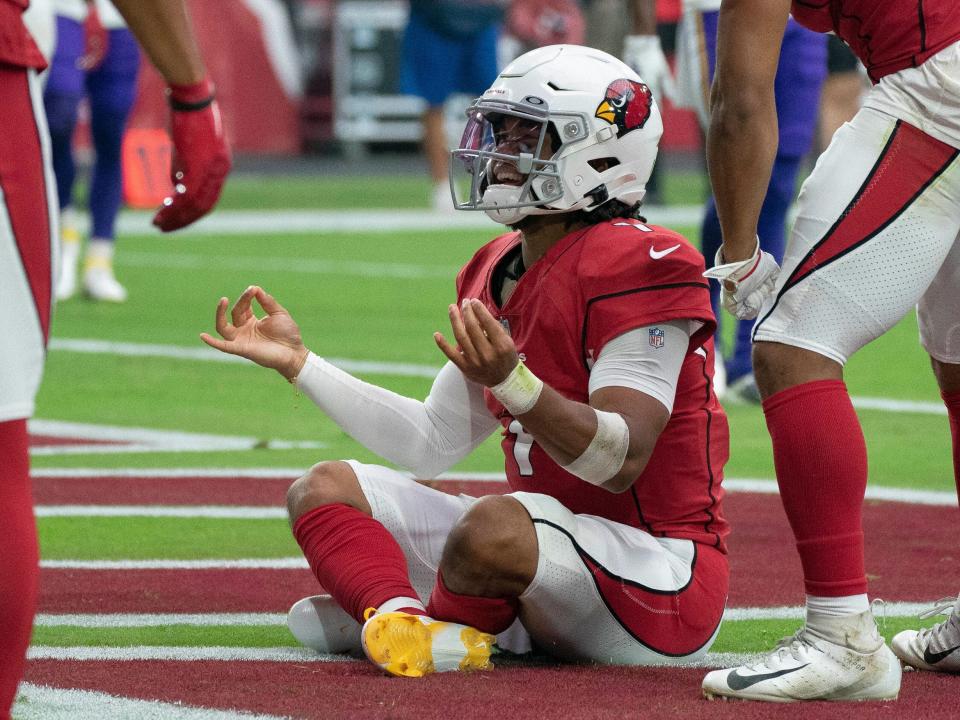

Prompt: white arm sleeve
[295,353,500,479]
[588,321,697,414]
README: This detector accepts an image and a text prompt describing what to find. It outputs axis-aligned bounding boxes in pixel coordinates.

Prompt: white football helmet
[450,44,663,225]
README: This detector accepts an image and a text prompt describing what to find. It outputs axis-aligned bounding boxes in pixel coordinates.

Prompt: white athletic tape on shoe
[490,361,543,416]
[563,409,630,486]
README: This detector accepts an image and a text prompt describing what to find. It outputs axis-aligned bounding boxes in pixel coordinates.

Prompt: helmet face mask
[449,45,663,226]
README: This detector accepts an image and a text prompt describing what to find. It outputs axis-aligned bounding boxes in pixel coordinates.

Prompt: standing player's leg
[83,26,140,302]
[704,107,960,701]
[0,65,57,720]
[42,15,84,300]
[891,233,960,674]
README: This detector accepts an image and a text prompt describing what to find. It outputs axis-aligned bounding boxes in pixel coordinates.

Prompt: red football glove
[79,3,108,71]
[153,77,232,232]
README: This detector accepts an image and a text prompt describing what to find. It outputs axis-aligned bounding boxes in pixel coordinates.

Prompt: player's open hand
[200,286,308,380]
[435,299,519,387]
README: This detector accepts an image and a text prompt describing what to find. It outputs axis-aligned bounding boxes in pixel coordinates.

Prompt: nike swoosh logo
[924,644,960,664]
[726,664,810,691]
[649,244,681,260]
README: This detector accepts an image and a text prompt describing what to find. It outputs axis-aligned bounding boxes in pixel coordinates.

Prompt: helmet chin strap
[482,184,535,225]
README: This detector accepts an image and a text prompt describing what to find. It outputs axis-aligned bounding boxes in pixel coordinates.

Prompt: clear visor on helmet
[449,99,583,212]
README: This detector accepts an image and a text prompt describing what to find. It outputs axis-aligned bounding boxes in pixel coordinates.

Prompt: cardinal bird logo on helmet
[595,79,653,135]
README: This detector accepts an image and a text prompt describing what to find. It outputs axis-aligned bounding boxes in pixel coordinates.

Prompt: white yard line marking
[724,477,958,506]
[121,250,457,280]
[14,684,287,720]
[98,206,703,237]
[41,559,310,570]
[48,338,439,378]
[47,338,950,413]
[25,643,753,668]
[30,469,957,507]
[32,602,935,629]
[28,419,324,457]
[35,506,287,519]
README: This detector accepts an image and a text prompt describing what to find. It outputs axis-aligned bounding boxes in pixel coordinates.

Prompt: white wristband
[563,409,630,486]
[490,361,543,416]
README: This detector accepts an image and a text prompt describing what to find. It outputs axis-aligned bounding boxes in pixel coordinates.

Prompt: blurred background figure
[672,2,827,399]
[400,0,507,212]
[502,0,585,57]
[817,35,866,154]
[44,0,139,302]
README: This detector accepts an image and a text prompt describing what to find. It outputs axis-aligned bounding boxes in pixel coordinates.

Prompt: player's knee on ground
[286,461,370,524]
[440,495,537,596]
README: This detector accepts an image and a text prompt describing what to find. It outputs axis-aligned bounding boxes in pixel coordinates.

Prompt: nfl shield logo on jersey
[649,327,665,348]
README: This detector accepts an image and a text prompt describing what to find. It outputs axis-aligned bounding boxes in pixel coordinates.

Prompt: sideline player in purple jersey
[44,0,139,302]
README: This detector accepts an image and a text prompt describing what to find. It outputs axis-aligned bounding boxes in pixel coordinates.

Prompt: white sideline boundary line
[32,602,936,628]
[48,337,949,414]
[14,683,286,720]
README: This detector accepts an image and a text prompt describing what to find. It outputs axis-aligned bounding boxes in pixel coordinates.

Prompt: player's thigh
[86,28,140,118]
[753,107,960,364]
[511,492,727,665]
[347,460,476,601]
[773,21,827,158]
[919,229,960,364]
[0,68,57,424]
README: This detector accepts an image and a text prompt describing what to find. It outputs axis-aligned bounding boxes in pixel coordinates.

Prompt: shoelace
[915,597,960,644]
[919,597,957,620]
[748,629,820,671]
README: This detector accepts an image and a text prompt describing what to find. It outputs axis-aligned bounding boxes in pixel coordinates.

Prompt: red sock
[944,390,960,503]
[426,569,518,634]
[0,420,39,719]
[762,380,867,597]
[292,504,423,623]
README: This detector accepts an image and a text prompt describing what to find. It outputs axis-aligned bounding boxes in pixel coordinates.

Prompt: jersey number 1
[508,420,535,476]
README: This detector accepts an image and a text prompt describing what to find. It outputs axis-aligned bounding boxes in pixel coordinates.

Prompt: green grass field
[26,169,955,696]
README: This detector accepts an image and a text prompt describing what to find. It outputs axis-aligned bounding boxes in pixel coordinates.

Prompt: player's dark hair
[567,199,646,228]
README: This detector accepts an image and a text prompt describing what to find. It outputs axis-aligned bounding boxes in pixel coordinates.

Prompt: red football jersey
[456,219,730,551]
[791,0,960,82]
[0,0,47,70]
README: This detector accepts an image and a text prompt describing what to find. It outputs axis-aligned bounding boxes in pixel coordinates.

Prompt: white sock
[806,594,871,618]
[376,596,426,616]
[86,238,115,263]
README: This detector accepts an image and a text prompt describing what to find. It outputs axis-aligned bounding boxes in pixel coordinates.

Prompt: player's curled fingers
[214,297,237,340]
[231,286,258,327]
[460,299,494,356]
[254,287,285,315]
[447,303,478,360]
[434,331,467,369]
[470,300,509,343]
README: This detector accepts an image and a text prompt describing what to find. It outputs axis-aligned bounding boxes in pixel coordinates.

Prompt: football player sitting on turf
[201,45,730,677]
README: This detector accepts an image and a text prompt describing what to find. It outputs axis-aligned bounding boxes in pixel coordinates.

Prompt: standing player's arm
[623,0,675,102]
[109,0,231,232]
[436,300,671,493]
[707,0,790,262]
[109,0,205,84]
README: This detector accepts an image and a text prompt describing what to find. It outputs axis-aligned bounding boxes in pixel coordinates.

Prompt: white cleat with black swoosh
[702,611,901,702]
[892,594,960,674]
